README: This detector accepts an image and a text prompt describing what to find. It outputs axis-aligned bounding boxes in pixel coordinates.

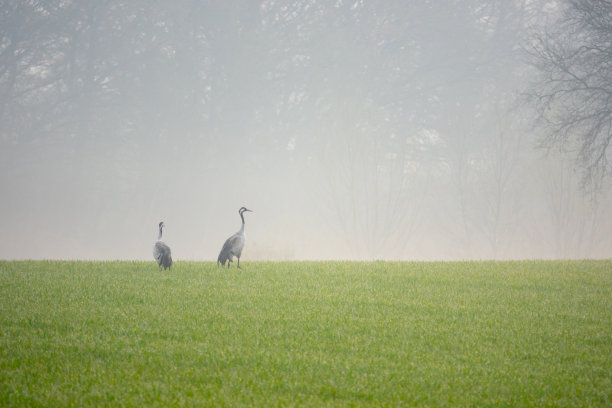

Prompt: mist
[1,1,611,261]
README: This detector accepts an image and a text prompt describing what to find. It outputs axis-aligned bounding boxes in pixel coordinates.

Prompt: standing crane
[153,221,172,271]
[217,207,252,268]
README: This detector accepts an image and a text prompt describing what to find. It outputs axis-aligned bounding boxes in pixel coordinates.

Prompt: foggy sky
[1,0,611,261]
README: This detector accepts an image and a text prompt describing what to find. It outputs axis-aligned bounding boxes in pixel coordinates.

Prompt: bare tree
[524,0,612,189]
[479,102,525,259]
[317,89,434,260]
[536,155,612,258]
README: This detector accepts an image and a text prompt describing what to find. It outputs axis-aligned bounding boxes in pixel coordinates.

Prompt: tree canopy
[525,0,612,189]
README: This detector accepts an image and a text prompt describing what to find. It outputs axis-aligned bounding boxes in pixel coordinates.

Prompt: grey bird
[153,221,172,271]
[217,207,252,268]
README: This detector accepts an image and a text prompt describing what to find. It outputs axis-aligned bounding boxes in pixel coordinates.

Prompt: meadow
[0,260,611,407]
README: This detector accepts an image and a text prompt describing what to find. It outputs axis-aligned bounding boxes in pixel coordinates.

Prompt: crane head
[239,207,253,214]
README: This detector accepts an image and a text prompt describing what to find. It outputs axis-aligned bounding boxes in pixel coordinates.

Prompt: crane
[217,207,252,268]
[153,221,172,271]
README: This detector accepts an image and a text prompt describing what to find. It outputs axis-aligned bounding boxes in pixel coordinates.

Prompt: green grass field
[0,260,611,407]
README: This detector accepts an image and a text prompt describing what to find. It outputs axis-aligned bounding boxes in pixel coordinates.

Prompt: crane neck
[157,227,163,241]
[240,211,245,225]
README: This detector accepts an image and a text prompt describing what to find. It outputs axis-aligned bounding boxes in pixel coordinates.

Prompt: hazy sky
[1,0,611,261]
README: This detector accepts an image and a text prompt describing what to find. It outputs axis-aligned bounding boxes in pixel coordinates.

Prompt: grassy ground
[0,260,611,407]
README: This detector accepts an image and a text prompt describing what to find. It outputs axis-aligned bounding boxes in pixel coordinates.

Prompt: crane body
[153,221,172,271]
[218,207,252,268]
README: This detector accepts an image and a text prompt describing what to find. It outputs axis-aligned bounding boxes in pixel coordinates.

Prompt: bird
[153,221,172,271]
[217,207,253,269]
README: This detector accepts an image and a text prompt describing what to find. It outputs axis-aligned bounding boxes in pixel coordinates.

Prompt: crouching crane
[153,221,172,271]
[217,207,252,268]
